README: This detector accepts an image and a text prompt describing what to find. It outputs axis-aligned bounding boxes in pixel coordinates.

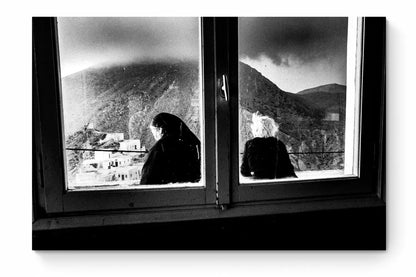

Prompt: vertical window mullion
[227,18,240,203]
[214,18,233,206]
[201,17,217,204]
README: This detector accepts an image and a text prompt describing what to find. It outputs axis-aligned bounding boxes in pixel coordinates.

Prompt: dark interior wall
[33,206,385,250]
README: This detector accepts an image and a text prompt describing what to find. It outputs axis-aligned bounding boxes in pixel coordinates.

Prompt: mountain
[62,61,345,172]
[238,62,323,121]
[298,83,346,95]
[62,61,200,149]
[297,84,346,116]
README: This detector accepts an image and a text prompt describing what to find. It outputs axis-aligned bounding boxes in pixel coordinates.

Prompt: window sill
[68,181,204,192]
[33,193,384,231]
[240,170,357,184]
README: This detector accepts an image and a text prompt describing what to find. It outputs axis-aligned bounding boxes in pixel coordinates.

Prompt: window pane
[57,17,203,189]
[238,17,360,183]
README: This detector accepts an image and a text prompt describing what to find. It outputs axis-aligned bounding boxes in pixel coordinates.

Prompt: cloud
[57,17,200,76]
[238,17,348,66]
[57,17,348,79]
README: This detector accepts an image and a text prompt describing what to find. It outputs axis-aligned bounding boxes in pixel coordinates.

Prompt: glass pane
[58,17,203,190]
[238,17,360,183]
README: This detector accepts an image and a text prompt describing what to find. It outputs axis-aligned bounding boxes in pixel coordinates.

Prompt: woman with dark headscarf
[140,113,201,184]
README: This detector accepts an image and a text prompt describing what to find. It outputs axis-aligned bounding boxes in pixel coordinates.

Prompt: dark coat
[140,135,201,184]
[241,137,297,179]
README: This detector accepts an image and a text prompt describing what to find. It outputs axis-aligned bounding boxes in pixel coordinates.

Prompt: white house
[86,122,94,129]
[324,112,340,121]
[94,151,112,161]
[109,153,132,167]
[79,159,111,172]
[75,159,115,185]
[114,165,142,181]
[119,139,144,151]
[75,151,142,186]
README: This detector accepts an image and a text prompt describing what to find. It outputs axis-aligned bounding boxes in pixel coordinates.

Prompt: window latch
[215,183,228,211]
[219,74,229,101]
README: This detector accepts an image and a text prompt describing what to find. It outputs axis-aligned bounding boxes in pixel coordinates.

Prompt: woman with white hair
[241,112,297,179]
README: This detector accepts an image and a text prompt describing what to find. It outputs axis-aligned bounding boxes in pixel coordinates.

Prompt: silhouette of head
[150,113,199,145]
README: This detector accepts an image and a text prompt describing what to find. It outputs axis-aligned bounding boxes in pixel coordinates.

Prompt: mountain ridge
[297,83,346,95]
[296,83,346,117]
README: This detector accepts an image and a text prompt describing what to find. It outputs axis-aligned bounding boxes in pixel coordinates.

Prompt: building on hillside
[114,165,142,181]
[86,122,94,130]
[75,159,114,185]
[79,159,112,172]
[324,112,340,121]
[119,139,144,151]
[75,148,144,186]
[109,153,132,167]
[94,151,112,161]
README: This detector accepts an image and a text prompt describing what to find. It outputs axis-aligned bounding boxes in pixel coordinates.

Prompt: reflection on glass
[238,17,350,182]
[58,17,202,189]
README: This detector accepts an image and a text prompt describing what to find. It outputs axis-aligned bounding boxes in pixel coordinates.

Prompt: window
[33,17,385,229]
[33,17,217,213]
[57,17,205,190]
[238,17,361,182]
[224,17,367,203]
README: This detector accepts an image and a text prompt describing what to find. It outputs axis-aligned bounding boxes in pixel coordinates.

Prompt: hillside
[297,84,346,115]
[238,65,345,170]
[239,62,323,122]
[62,61,200,149]
[62,61,346,172]
[298,83,346,95]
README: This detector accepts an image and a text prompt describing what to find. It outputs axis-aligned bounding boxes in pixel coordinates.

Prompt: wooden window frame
[224,17,385,204]
[33,17,385,230]
[33,17,218,214]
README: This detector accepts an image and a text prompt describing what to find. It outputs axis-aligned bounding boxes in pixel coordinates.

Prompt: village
[72,131,147,188]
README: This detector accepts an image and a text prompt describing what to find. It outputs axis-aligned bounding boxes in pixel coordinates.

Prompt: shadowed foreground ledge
[33,206,385,250]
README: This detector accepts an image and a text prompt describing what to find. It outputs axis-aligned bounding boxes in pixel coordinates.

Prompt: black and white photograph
[32,15,385,250]
[2,0,416,275]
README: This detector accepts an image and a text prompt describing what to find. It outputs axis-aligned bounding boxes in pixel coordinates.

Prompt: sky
[57,17,200,77]
[58,17,348,92]
[239,17,348,92]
